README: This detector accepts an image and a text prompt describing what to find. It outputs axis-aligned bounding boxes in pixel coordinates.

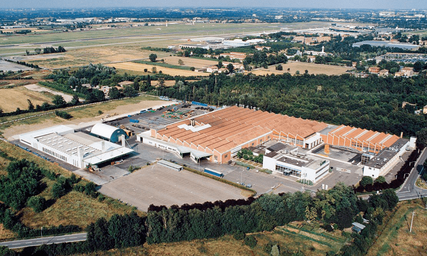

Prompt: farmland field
[251,61,353,76]
[162,56,218,69]
[0,86,53,112]
[106,62,210,76]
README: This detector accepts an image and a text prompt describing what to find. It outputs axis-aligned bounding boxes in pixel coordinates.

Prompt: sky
[2,0,427,10]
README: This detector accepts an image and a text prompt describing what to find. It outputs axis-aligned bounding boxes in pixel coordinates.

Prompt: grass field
[106,62,210,76]
[0,86,53,113]
[367,200,427,256]
[19,191,135,229]
[78,221,347,256]
[251,61,353,76]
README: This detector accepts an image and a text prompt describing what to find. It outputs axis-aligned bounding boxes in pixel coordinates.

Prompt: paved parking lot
[99,164,244,211]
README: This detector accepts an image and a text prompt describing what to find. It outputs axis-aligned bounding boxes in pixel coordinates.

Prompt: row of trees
[146,184,367,245]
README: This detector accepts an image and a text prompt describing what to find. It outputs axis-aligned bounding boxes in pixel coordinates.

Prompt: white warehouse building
[19,125,134,168]
[262,142,330,184]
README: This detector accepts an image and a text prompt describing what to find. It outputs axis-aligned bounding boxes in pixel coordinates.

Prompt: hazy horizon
[1,0,427,10]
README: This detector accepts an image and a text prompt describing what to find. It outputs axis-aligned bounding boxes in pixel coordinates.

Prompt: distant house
[379,69,389,77]
[206,65,219,73]
[254,45,271,51]
[100,86,111,96]
[308,56,316,63]
[219,52,247,61]
[368,67,380,74]
[401,67,414,77]
[352,222,366,233]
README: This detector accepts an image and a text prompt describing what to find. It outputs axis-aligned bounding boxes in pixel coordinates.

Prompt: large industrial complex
[16,104,417,185]
[138,105,416,183]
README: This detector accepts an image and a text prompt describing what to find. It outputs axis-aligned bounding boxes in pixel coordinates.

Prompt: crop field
[251,61,353,76]
[0,86,53,113]
[162,56,218,69]
[367,200,427,256]
[106,62,210,76]
[99,164,245,211]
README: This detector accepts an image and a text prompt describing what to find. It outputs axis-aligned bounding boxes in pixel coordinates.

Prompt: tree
[52,95,66,107]
[416,128,427,147]
[27,99,34,111]
[149,54,157,62]
[152,67,157,73]
[360,176,374,187]
[123,85,138,98]
[108,87,121,99]
[374,176,386,184]
[275,64,283,70]
[227,63,234,73]
[178,59,184,65]
[217,61,223,69]
[52,181,66,199]
[70,95,80,105]
[27,196,46,213]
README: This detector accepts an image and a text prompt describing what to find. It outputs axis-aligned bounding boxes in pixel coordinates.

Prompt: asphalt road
[0,233,87,249]
[396,148,427,201]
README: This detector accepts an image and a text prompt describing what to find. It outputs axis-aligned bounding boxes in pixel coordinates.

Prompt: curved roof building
[91,123,128,143]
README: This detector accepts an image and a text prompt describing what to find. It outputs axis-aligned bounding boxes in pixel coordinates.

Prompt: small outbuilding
[91,123,128,143]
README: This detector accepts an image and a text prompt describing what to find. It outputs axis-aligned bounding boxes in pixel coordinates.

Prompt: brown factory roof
[155,106,328,154]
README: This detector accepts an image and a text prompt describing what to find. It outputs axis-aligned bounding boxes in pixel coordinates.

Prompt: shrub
[244,236,257,248]
[233,230,245,240]
[55,110,72,119]
[27,196,46,213]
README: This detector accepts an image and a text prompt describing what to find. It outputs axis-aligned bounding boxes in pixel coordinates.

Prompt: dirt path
[24,83,77,102]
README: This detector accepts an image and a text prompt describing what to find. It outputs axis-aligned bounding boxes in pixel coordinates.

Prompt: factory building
[362,137,416,178]
[19,125,134,168]
[147,106,328,164]
[320,125,401,154]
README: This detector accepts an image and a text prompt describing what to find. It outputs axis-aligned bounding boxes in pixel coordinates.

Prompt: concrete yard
[99,164,245,211]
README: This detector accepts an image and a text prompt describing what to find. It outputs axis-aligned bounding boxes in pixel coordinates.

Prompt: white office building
[262,143,330,184]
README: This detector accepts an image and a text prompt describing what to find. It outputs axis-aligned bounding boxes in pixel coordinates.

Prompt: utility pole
[410,211,415,233]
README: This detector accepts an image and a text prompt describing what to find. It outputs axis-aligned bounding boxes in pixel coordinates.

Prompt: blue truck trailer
[203,168,224,178]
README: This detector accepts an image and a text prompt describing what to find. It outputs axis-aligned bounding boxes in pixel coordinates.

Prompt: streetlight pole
[410,211,415,233]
